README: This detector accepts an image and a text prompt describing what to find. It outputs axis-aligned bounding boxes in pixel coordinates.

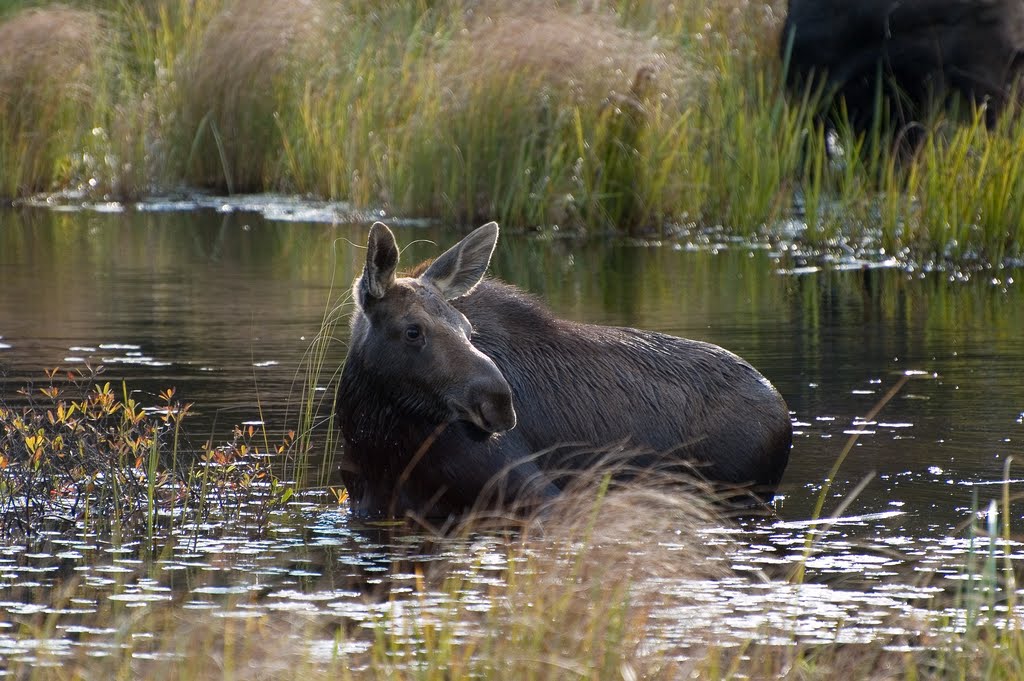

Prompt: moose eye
[404,324,423,344]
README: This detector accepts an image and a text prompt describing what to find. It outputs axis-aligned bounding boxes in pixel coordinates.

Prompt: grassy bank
[1,1,1023,262]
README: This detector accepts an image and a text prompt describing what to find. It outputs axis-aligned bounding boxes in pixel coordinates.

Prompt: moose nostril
[462,378,516,433]
[479,391,516,432]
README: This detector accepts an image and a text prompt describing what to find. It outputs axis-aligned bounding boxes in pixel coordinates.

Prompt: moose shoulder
[338,222,792,518]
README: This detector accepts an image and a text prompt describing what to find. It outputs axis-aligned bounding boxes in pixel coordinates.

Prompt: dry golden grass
[517,476,734,595]
[4,478,734,680]
[0,6,104,194]
[181,0,330,190]
[402,478,737,676]
[0,6,101,107]
[442,3,695,112]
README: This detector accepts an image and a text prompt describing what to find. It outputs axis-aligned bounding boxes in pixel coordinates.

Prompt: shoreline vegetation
[2,0,1024,265]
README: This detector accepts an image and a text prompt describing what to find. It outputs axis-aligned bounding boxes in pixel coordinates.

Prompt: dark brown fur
[781,0,1024,134]
[338,224,792,518]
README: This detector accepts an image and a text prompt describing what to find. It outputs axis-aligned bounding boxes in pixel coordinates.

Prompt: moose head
[350,222,516,434]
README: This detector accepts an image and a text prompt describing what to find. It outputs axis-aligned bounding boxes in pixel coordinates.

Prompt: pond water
[1,198,1023,666]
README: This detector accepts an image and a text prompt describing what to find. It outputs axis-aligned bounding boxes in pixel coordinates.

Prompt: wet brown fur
[338,227,792,519]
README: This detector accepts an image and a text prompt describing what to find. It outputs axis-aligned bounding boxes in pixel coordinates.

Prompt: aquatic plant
[0,474,732,679]
[3,464,1024,680]
[289,247,352,490]
[0,367,296,539]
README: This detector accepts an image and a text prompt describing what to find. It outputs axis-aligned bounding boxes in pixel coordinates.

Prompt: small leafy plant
[0,366,297,539]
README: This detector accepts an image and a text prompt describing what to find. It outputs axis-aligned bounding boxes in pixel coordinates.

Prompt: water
[1,198,1024,665]
[3,199,1022,524]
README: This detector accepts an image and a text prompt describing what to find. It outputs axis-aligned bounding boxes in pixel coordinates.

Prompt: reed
[6,467,1024,680]
[4,0,1024,259]
[177,0,329,192]
[0,6,102,195]
[289,248,351,489]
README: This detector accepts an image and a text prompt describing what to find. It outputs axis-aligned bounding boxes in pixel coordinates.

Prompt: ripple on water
[0,496,1020,671]
[106,593,173,605]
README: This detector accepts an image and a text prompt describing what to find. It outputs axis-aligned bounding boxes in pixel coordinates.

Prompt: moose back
[338,222,792,517]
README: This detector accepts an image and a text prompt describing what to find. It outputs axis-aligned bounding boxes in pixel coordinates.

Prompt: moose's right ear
[420,222,499,299]
[356,222,399,307]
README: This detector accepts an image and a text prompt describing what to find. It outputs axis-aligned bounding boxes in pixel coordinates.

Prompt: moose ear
[357,222,399,306]
[420,222,499,299]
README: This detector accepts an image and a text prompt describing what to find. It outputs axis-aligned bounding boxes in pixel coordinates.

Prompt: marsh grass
[4,0,1024,259]
[0,475,733,680]
[287,243,353,489]
[179,0,329,192]
[3,352,1024,679]
[0,6,102,196]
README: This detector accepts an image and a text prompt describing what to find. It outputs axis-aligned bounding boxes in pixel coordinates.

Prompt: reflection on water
[2,202,1022,525]
[0,501,1014,665]
[1,200,1024,662]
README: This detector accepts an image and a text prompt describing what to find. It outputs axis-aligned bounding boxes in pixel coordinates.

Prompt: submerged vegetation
[2,0,1024,262]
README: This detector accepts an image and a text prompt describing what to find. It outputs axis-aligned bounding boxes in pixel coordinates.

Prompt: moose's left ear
[420,222,498,299]
[356,222,399,308]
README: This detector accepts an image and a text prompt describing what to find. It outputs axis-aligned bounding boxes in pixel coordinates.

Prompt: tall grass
[3,0,1024,260]
[0,6,101,196]
[288,243,352,490]
[177,0,329,192]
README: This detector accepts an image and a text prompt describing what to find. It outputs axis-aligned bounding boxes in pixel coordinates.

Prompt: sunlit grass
[0,6,100,195]
[3,0,1024,259]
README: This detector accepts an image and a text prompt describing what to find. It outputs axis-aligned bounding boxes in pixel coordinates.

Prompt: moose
[781,0,1024,135]
[337,222,792,518]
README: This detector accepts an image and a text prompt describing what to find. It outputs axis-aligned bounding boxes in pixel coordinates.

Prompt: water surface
[3,201,1021,525]
[1,199,1023,664]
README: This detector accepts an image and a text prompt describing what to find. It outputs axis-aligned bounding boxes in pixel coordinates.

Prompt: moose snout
[455,377,517,434]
